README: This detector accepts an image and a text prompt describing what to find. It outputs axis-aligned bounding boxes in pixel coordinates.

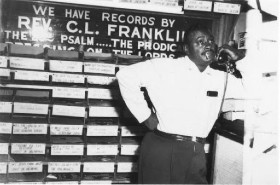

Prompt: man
[116,24,245,184]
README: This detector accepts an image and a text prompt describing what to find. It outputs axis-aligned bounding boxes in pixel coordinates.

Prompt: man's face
[186,30,217,67]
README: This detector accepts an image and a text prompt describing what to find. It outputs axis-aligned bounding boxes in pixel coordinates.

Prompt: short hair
[183,24,212,45]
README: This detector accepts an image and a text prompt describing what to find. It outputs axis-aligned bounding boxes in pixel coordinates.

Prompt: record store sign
[2,0,211,58]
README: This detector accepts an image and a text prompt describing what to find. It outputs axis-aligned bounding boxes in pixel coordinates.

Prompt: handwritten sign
[13,123,48,134]
[14,70,49,81]
[117,162,138,172]
[87,75,117,86]
[0,101,12,113]
[48,162,81,173]
[88,88,118,100]
[213,2,241,14]
[13,102,49,115]
[9,57,45,70]
[0,143,9,154]
[0,68,10,77]
[89,106,119,117]
[49,60,83,73]
[83,162,115,173]
[52,105,85,117]
[0,122,12,134]
[50,124,83,135]
[51,144,84,155]
[87,144,118,155]
[0,163,7,174]
[8,162,43,173]
[0,56,8,67]
[84,63,115,75]
[11,143,46,154]
[52,73,85,84]
[52,87,85,99]
[184,0,212,12]
[87,125,119,136]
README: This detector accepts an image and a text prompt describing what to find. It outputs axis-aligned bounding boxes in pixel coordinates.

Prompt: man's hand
[218,44,245,61]
[142,112,159,130]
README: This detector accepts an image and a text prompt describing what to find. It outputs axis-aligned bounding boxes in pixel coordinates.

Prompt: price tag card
[0,162,7,174]
[83,162,115,173]
[121,145,140,155]
[48,162,81,173]
[84,62,115,75]
[8,162,43,173]
[87,144,118,155]
[13,123,48,135]
[49,60,83,73]
[89,106,119,117]
[0,143,9,154]
[87,75,117,86]
[0,68,10,77]
[88,88,119,100]
[52,73,85,84]
[50,124,83,135]
[150,0,179,7]
[0,56,8,67]
[11,143,46,154]
[10,57,45,70]
[51,144,84,156]
[53,87,85,99]
[0,122,12,134]
[14,102,49,115]
[14,70,49,81]
[117,162,137,173]
[0,102,12,113]
[184,0,212,11]
[121,126,146,136]
[213,2,241,14]
[87,125,119,136]
[80,180,113,185]
[52,105,85,117]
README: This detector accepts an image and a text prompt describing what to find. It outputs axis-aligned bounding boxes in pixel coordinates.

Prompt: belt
[154,129,206,144]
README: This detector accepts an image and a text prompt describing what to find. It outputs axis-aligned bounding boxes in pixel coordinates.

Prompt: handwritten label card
[10,57,45,70]
[0,56,8,67]
[83,162,115,173]
[87,144,118,155]
[87,125,119,136]
[0,122,12,134]
[50,60,83,73]
[11,143,46,154]
[13,123,48,135]
[14,70,49,81]
[89,106,120,117]
[84,62,115,75]
[88,88,119,100]
[53,87,85,99]
[0,163,7,174]
[52,73,85,84]
[50,124,83,135]
[48,162,81,173]
[0,102,12,113]
[0,143,9,154]
[13,102,49,115]
[52,105,85,117]
[184,0,212,11]
[121,145,140,155]
[213,2,241,14]
[8,162,43,173]
[0,68,10,77]
[51,144,84,156]
[87,75,117,85]
[117,162,137,172]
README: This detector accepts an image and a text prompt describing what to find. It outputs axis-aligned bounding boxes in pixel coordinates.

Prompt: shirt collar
[182,56,213,76]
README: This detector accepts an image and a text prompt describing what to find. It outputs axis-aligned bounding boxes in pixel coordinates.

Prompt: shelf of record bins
[0,43,147,183]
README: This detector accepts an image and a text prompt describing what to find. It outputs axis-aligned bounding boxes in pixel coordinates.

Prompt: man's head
[184,24,217,71]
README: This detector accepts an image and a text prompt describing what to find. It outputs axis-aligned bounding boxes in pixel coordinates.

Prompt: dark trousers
[138,132,208,184]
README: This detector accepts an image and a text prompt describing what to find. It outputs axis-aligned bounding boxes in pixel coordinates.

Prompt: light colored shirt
[116,56,244,138]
